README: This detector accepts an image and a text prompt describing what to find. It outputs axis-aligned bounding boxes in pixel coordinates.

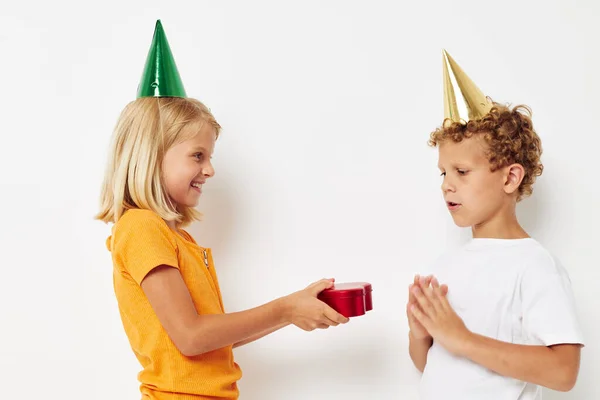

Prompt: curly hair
[428,103,543,201]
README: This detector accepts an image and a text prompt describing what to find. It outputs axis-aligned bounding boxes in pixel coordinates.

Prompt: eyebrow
[438,162,471,169]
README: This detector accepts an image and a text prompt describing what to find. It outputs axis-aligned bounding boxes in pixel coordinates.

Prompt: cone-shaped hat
[137,20,187,98]
[442,50,491,123]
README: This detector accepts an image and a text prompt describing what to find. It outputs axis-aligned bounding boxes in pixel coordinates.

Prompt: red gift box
[317,282,373,318]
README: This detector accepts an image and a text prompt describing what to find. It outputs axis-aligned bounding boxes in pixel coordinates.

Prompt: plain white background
[0,1,598,399]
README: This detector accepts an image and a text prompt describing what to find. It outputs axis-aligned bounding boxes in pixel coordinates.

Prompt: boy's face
[162,122,216,209]
[437,136,510,228]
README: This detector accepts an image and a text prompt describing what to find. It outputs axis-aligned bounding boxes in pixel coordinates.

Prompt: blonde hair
[95,97,221,227]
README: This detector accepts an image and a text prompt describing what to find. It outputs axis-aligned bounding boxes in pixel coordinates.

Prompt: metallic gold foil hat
[137,20,187,98]
[442,49,492,123]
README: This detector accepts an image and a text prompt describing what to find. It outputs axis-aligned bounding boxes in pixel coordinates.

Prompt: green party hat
[137,20,187,98]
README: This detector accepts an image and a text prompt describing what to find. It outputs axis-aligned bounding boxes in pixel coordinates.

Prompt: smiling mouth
[191,182,204,191]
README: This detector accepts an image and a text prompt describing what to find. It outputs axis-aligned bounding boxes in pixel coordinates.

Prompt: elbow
[177,341,201,357]
[172,315,234,356]
[544,344,582,392]
[170,324,210,357]
[176,338,209,357]
[171,334,196,357]
[176,333,212,357]
[554,374,578,392]
[549,366,579,392]
[552,380,575,392]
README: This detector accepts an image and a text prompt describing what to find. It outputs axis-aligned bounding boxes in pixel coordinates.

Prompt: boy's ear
[503,163,525,195]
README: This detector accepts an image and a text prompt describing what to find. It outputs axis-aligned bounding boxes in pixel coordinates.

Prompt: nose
[441,175,455,193]
[202,161,215,178]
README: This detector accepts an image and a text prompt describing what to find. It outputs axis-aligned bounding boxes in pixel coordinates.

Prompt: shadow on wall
[516,179,548,239]
[518,177,585,400]
[237,330,392,398]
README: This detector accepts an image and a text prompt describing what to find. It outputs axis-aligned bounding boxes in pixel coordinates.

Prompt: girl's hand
[282,279,349,331]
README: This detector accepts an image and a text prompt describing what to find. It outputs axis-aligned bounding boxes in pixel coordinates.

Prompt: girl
[96,20,348,400]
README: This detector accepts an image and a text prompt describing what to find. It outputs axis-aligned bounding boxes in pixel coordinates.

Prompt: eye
[457,169,468,175]
[194,152,204,161]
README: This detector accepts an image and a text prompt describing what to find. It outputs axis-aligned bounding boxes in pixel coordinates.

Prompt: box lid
[355,282,372,292]
[318,282,370,299]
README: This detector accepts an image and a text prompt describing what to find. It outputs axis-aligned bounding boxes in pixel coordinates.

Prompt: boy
[407,50,584,399]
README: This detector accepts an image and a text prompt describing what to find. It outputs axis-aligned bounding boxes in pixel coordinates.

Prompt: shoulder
[112,209,177,249]
[110,209,182,282]
[519,239,570,281]
[114,209,170,234]
[117,208,165,226]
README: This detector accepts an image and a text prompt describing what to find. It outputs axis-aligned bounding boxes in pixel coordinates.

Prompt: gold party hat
[442,50,492,123]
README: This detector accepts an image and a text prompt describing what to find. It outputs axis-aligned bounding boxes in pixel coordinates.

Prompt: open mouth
[447,201,461,210]
[191,181,203,192]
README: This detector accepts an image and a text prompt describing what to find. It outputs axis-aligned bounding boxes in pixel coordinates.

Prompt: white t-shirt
[419,238,584,400]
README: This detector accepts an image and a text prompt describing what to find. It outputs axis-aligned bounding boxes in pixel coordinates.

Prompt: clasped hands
[407,274,473,356]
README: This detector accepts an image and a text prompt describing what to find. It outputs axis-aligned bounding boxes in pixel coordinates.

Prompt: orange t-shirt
[107,209,242,399]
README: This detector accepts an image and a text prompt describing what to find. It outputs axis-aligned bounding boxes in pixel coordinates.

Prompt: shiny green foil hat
[137,20,187,98]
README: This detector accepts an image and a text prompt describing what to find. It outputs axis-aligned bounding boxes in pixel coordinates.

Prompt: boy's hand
[407,275,448,340]
[410,279,471,356]
[407,275,432,339]
[282,279,350,331]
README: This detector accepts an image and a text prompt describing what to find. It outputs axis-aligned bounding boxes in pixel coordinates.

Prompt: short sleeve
[521,255,584,347]
[112,210,180,285]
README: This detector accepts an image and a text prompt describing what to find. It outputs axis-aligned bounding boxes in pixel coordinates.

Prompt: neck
[471,202,529,239]
[166,220,178,230]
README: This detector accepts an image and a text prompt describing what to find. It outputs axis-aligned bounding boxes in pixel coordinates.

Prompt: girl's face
[162,122,216,209]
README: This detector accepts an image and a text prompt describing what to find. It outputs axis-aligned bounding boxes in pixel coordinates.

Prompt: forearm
[460,332,578,391]
[233,322,290,348]
[409,332,433,372]
[184,298,288,356]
